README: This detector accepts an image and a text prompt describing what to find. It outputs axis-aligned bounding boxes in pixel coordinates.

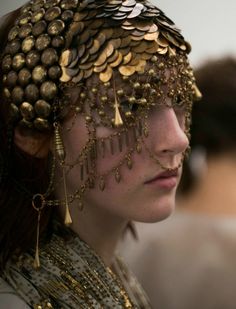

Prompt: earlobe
[14,127,51,158]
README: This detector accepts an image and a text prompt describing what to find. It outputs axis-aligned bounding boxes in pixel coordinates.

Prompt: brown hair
[0,10,54,271]
[179,57,236,194]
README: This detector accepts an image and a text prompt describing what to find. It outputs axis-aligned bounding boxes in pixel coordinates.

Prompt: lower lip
[145,176,178,189]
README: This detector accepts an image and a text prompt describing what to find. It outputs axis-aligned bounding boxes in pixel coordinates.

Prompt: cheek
[62,117,88,164]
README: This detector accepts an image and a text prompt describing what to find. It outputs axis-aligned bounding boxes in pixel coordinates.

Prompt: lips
[145,169,179,183]
[144,168,179,189]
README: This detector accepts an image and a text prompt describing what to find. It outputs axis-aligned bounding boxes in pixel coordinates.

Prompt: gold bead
[133,82,141,89]
[99,110,105,116]
[125,111,132,117]
[151,55,158,62]
[143,83,151,89]
[20,102,35,120]
[148,69,155,76]
[117,89,124,96]
[128,96,136,104]
[75,106,82,113]
[104,82,110,87]
[101,96,108,102]
[92,87,98,94]
[140,98,147,105]
[80,92,86,99]
[3,87,11,99]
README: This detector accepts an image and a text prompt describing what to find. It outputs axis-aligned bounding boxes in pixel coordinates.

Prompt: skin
[55,98,189,265]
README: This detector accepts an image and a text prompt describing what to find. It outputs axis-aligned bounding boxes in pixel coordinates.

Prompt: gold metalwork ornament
[25,84,39,102]
[35,100,51,117]
[35,34,51,50]
[20,102,35,120]
[32,65,47,84]
[45,6,61,21]
[31,8,45,23]
[32,20,47,36]
[6,71,18,87]
[12,86,24,104]
[9,103,19,119]
[40,81,57,100]
[48,19,65,36]
[34,117,50,130]
[6,39,21,55]
[32,193,46,269]
[26,50,41,68]
[41,48,58,67]
[54,123,72,225]
[8,26,20,41]
[18,68,31,86]
[12,53,25,71]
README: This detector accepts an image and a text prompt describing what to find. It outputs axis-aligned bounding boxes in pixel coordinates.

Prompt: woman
[0,0,199,307]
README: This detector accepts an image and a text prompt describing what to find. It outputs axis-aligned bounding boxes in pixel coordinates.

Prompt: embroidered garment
[1,226,151,309]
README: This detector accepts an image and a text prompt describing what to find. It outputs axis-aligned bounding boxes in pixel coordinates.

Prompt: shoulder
[0,278,30,309]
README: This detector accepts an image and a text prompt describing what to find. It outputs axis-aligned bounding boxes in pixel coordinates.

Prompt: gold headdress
[1,0,200,130]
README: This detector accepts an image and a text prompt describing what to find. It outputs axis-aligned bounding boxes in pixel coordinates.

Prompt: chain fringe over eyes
[1,0,201,246]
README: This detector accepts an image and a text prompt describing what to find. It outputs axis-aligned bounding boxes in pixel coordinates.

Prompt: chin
[136,196,176,224]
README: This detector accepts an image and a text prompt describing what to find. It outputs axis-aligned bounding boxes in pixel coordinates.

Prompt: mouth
[144,168,179,189]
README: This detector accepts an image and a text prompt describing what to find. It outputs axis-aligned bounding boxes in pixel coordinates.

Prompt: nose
[149,107,189,157]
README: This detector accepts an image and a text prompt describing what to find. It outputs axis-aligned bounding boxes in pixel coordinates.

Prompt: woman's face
[59,92,189,224]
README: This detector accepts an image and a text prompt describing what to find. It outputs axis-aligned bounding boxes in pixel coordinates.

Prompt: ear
[14,127,51,158]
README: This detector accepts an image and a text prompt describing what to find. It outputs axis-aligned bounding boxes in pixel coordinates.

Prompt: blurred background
[1,0,236,66]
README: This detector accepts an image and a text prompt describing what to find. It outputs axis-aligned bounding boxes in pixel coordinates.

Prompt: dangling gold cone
[192,84,202,101]
[114,99,123,127]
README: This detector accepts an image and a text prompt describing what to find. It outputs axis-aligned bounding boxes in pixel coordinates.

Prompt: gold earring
[54,122,72,226]
[32,194,46,269]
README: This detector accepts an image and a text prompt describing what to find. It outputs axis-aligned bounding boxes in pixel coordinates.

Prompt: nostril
[162,149,173,154]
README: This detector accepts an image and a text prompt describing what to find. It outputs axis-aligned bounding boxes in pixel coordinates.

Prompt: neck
[60,201,128,267]
[178,155,236,217]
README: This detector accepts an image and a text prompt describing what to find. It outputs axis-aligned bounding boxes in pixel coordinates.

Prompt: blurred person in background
[121,57,236,309]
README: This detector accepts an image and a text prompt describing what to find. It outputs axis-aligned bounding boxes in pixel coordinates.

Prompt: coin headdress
[0,0,200,266]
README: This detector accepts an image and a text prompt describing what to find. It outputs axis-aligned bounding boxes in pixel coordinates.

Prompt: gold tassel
[54,123,72,226]
[99,176,105,191]
[62,167,72,226]
[33,210,41,269]
[113,76,123,127]
[192,83,202,101]
[32,193,46,269]
[115,168,121,183]
[114,98,123,127]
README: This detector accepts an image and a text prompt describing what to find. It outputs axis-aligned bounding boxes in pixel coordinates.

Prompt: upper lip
[144,168,179,184]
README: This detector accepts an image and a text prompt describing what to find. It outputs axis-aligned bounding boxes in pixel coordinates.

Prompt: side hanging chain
[54,122,72,226]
